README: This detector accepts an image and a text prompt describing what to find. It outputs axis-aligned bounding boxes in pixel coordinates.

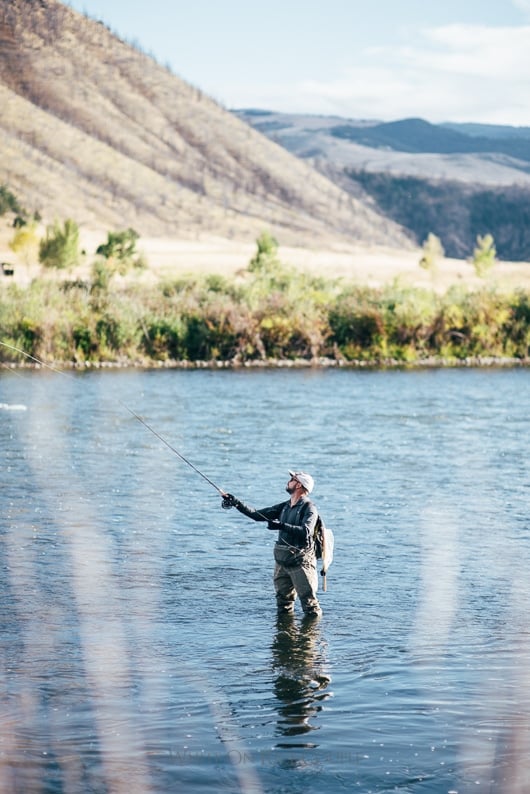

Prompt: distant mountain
[0,0,409,248]
[234,109,530,260]
[442,122,530,141]
[233,110,530,186]
[331,117,530,161]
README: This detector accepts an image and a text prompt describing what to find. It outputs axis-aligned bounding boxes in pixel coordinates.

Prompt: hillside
[0,0,410,249]
[234,110,530,261]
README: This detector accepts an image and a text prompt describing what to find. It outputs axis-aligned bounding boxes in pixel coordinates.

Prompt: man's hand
[221,493,238,510]
[267,519,284,530]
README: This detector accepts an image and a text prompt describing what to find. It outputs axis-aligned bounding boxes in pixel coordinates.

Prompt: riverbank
[2,354,529,371]
[1,237,530,367]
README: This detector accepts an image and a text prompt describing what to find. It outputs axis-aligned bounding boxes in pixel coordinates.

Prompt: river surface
[1,366,530,794]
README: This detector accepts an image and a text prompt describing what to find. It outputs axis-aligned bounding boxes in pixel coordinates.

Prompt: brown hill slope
[0,0,410,247]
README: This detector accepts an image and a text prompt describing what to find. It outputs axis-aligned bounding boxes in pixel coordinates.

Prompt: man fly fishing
[0,344,333,613]
[222,471,322,618]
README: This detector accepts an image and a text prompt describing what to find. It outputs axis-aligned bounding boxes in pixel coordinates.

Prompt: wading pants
[273,543,321,616]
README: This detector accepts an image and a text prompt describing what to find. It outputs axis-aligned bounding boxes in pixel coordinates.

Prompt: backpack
[313,515,334,589]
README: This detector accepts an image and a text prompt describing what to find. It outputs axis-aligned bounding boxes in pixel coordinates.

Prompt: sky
[65,0,530,126]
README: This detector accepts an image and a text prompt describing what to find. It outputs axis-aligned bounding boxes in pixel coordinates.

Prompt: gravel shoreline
[2,355,529,371]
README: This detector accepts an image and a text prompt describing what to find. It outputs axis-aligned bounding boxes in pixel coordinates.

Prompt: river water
[1,366,529,793]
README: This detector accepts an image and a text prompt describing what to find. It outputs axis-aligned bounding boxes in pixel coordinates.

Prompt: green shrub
[0,185,24,216]
[95,228,146,275]
[72,325,95,359]
[329,290,387,360]
[419,233,444,274]
[9,222,40,266]
[505,292,530,358]
[142,317,187,361]
[39,219,81,270]
[472,234,497,278]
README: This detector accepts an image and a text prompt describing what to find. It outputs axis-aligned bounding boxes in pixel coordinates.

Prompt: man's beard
[285,484,295,494]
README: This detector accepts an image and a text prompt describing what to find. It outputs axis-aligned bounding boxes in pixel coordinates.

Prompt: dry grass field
[2,220,530,293]
[128,236,530,294]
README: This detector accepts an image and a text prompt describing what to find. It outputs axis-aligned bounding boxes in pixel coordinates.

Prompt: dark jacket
[235,495,318,550]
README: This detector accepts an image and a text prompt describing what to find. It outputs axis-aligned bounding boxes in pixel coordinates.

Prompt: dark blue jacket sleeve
[234,500,285,522]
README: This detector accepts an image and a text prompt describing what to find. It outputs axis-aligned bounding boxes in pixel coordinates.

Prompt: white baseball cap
[289,470,314,494]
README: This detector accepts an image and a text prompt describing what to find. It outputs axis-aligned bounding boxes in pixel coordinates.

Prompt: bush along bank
[1,244,530,368]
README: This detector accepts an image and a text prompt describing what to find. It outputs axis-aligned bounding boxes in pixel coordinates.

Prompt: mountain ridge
[330,117,530,161]
[233,109,530,260]
[233,109,530,186]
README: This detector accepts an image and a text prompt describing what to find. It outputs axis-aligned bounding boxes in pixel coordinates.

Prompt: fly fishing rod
[2,342,331,586]
[122,406,224,495]
[0,341,226,496]
[0,343,293,522]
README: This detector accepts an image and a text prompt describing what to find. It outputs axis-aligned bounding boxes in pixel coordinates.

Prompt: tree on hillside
[419,232,444,276]
[472,233,497,278]
[0,185,24,217]
[39,219,81,270]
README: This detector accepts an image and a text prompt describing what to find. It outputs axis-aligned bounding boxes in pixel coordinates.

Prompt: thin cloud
[419,23,530,78]
[241,22,530,126]
[512,0,530,15]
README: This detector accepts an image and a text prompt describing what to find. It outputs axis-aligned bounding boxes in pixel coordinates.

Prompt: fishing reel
[221,494,236,510]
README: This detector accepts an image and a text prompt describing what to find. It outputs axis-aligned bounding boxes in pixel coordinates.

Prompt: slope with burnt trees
[0,0,409,247]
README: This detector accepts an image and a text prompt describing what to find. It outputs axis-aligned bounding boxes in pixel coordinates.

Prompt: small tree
[419,233,444,276]
[0,185,24,216]
[90,228,145,302]
[9,221,40,267]
[96,227,142,271]
[472,233,497,278]
[39,219,81,270]
[248,231,280,274]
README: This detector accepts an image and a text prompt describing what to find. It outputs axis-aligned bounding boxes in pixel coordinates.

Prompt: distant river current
[1,366,530,793]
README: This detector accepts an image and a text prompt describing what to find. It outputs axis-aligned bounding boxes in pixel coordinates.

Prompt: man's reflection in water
[271,613,332,748]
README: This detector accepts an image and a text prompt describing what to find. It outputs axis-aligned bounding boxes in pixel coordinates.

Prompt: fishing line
[1,360,27,378]
[0,340,225,495]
